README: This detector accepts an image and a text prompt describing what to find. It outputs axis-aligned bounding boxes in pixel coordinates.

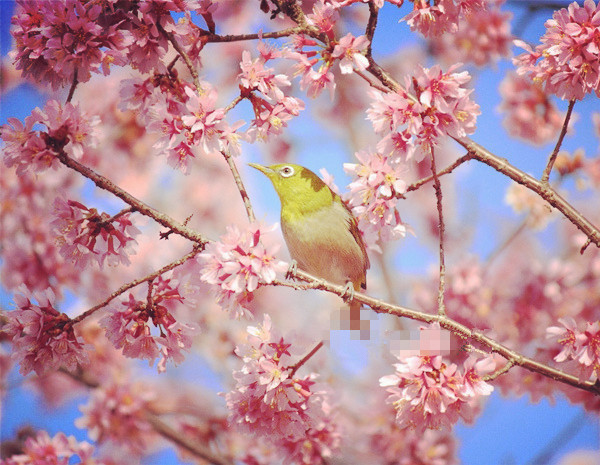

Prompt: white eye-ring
[280,166,295,177]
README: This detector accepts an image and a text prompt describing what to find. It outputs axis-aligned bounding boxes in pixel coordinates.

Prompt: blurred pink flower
[3,286,88,376]
[76,382,156,454]
[2,430,97,465]
[548,319,600,382]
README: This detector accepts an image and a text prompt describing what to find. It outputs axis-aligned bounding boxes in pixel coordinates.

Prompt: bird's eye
[280,166,294,177]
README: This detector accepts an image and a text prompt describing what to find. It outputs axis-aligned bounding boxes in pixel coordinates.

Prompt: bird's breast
[281,202,367,287]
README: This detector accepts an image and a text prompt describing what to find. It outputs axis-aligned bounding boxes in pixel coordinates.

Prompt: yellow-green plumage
[248,163,369,293]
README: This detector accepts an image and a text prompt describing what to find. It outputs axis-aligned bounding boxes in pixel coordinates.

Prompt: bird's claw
[342,281,355,303]
[286,260,298,280]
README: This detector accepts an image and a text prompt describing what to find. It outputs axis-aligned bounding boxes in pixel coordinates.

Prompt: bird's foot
[342,281,355,303]
[286,260,298,280]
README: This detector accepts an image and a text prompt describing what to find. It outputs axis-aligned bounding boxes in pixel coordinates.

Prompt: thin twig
[365,1,380,58]
[70,247,201,325]
[224,95,244,114]
[483,360,515,382]
[429,147,447,316]
[221,150,256,223]
[159,24,201,91]
[202,26,306,43]
[66,70,78,103]
[541,99,576,183]
[406,153,473,194]
[289,341,325,377]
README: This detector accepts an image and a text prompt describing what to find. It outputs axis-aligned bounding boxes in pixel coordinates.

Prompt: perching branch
[274,269,600,397]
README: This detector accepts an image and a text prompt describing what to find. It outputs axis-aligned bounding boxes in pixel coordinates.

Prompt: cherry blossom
[380,354,494,432]
[51,198,140,268]
[403,0,485,37]
[1,430,98,465]
[344,150,408,249]
[225,315,339,463]
[198,223,288,318]
[367,65,479,161]
[99,277,195,371]
[547,319,600,382]
[514,0,600,100]
[3,285,88,376]
[331,33,370,75]
[1,100,98,175]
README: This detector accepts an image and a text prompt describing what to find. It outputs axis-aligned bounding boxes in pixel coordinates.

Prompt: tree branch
[55,150,208,246]
[541,99,576,183]
[221,150,256,223]
[429,147,447,316]
[276,269,600,397]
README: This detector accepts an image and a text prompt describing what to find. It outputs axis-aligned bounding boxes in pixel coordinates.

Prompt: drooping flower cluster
[51,198,140,268]
[403,0,486,37]
[344,150,408,249]
[430,0,512,67]
[380,354,495,432]
[1,100,98,175]
[514,0,600,101]
[284,2,370,98]
[498,72,568,146]
[547,318,600,382]
[9,0,214,90]
[2,286,88,376]
[239,44,306,142]
[367,65,479,162]
[198,223,287,318]
[145,80,242,174]
[1,430,99,465]
[225,315,340,464]
[100,277,195,372]
[76,381,157,454]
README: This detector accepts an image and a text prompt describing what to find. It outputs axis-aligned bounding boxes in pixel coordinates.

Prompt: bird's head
[248,163,335,215]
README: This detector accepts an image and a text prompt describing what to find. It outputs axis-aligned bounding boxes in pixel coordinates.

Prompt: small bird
[249,163,370,336]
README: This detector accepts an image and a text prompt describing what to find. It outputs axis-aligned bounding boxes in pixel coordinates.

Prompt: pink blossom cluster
[285,2,369,98]
[1,99,98,175]
[367,65,479,162]
[76,381,156,453]
[403,0,486,37]
[51,198,140,268]
[198,223,287,318]
[380,354,495,432]
[547,318,600,382]
[498,72,568,146]
[431,0,513,67]
[240,44,305,142]
[1,430,99,465]
[139,78,243,174]
[9,0,213,90]
[343,150,408,249]
[514,0,600,101]
[3,285,88,376]
[100,277,195,372]
[225,316,339,464]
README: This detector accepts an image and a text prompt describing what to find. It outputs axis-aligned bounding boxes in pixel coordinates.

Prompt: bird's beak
[248,163,274,177]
